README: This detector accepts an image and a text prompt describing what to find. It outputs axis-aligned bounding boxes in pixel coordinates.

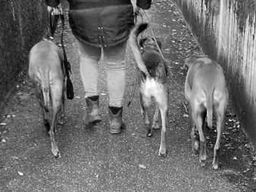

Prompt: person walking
[45,0,152,134]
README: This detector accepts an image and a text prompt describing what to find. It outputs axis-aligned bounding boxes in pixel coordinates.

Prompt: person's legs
[78,41,102,124]
[103,41,127,133]
[78,42,101,97]
[104,42,127,107]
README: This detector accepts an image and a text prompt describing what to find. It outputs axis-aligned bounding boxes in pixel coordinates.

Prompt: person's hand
[47,4,63,15]
[134,7,146,23]
[134,6,142,17]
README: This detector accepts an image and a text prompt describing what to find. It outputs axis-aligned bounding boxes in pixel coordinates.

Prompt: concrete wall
[0,0,47,108]
[174,0,256,145]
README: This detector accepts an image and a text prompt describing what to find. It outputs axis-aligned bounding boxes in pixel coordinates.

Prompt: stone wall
[174,0,256,146]
[0,0,47,108]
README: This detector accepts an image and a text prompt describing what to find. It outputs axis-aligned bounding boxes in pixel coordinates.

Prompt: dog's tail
[129,22,149,77]
[206,89,214,128]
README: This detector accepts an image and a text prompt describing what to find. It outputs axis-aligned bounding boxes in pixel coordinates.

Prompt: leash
[141,9,184,91]
[141,9,165,60]
[59,13,74,100]
[48,9,74,100]
[128,7,184,107]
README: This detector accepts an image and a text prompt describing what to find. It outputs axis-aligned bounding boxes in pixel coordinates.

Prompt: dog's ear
[139,38,147,48]
[184,57,193,68]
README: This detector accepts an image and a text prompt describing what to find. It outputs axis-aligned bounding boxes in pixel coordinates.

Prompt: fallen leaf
[139,164,146,169]
[183,114,189,118]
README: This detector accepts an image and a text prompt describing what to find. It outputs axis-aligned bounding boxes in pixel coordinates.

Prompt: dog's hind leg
[49,82,63,158]
[140,93,151,137]
[49,106,61,158]
[158,103,167,157]
[193,105,207,166]
[35,84,50,132]
[152,106,160,130]
[49,107,60,158]
[189,104,198,153]
[212,100,225,169]
[191,123,199,155]
[191,109,206,155]
[58,92,65,125]
[158,89,168,157]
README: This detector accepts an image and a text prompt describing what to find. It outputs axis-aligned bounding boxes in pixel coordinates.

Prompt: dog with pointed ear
[29,39,65,158]
[139,37,162,51]
[129,22,169,157]
[184,55,228,169]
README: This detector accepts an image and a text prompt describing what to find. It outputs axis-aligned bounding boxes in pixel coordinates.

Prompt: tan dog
[29,39,65,158]
[129,23,169,157]
[184,55,228,169]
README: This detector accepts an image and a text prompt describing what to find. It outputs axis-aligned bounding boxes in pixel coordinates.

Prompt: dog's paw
[152,122,160,130]
[199,160,206,167]
[51,146,61,158]
[58,119,65,125]
[147,131,153,137]
[158,148,167,158]
[158,151,167,158]
[193,140,199,153]
[199,153,207,167]
[212,162,219,170]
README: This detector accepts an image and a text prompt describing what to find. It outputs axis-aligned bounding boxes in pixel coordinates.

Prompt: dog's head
[184,57,195,68]
[184,54,210,69]
[139,37,162,52]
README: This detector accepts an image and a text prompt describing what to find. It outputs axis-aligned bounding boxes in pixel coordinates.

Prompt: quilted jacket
[45,0,152,47]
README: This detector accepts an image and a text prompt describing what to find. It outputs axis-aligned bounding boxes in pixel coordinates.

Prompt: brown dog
[184,55,228,169]
[129,23,169,157]
[29,39,65,158]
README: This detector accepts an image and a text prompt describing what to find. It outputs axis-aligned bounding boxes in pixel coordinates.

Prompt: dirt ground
[0,0,256,191]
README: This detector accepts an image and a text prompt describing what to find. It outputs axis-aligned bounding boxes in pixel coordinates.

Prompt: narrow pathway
[0,1,254,191]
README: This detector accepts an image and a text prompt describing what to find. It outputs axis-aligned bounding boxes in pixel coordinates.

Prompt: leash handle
[47,8,74,100]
